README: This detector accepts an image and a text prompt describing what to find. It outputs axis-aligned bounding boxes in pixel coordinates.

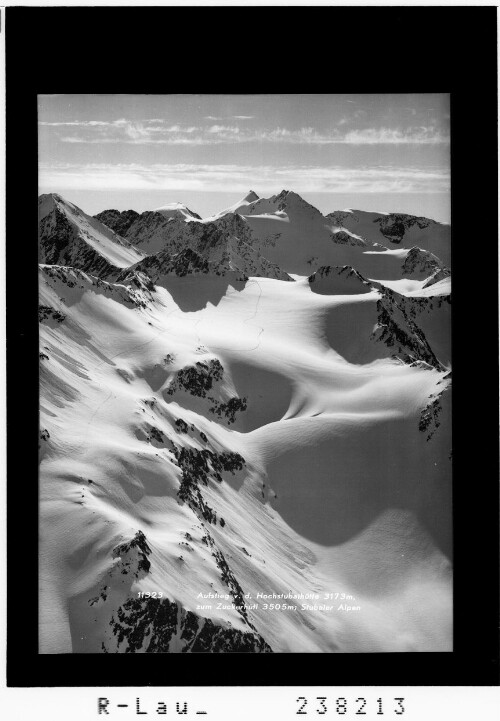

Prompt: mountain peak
[275,189,290,201]
[39,192,144,272]
[274,189,309,205]
[272,189,323,218]
[39,192,62,202]
[38,192,70,221]
[153,202,201,221]
[242,190,259,203]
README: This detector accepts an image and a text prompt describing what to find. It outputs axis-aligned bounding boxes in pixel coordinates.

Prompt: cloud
[40,120,109,127]
[47,117,449,146]
[59,136,88,143]
[207,125,240,134]
[341,127,449,145]
[204,115,255,120]
[60,135,211,146]
[117,121,151,140]
[39,161,450,196]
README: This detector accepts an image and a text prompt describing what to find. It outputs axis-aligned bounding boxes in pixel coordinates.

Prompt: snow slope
[200,190,447,281]
[39,191,452,654]
[95,190,451,285]
[39,194,144,274]
[326,209,451,267]
[154,202,202,221]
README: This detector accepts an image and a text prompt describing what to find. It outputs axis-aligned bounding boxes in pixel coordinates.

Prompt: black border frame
[6,6,499,687]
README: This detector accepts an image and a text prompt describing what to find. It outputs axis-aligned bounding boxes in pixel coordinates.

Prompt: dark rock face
[325,210,359,225]
[40,264,154,309]
[388,292,451,321]
[172,246,211,276]
[39,204,123,278]
[39,205,75,263]
[112,530,152,576]
[330,230,366,247]
[104,430,257,646]
[157,247,212,277]
[310,271,446,369]
[117,246,213,283]
[145,424,167,445]
[373,289,445,370]
[309,265,372,289]
[200,528,255,628]
[88,530,153,610]
[272,189,323,219]
[117,236,287,285]
[95,207,202,245]
[165,359,247,426]
[195,213,252,253]
[166,359,224,398]
[92,524,271,653]
[94,209,140,237]
[209,396,248,424]
[402,246,446,277]
[99,206,291,281]
[375,213,433,243]
[38,305,66,323]
[39,428,50,442]
[423,266,451,288]
[171,442,245,526]
[419,374,451,441]
[105,596,272,653]
[98,210,175,251]
[419,396,443,439]
[175,418,189,433]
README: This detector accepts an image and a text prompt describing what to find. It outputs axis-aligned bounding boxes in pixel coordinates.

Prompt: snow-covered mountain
[95,190,451,284]
[154,201,202,221]
[326,208,451,266]
[190,189,449,280]
[39,190,452,654]
[39,194,144,278]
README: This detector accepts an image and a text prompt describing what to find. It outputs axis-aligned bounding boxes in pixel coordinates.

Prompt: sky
[38,94,450,222]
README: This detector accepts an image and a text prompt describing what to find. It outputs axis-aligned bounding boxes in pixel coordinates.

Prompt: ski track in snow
[200,278,265,354]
